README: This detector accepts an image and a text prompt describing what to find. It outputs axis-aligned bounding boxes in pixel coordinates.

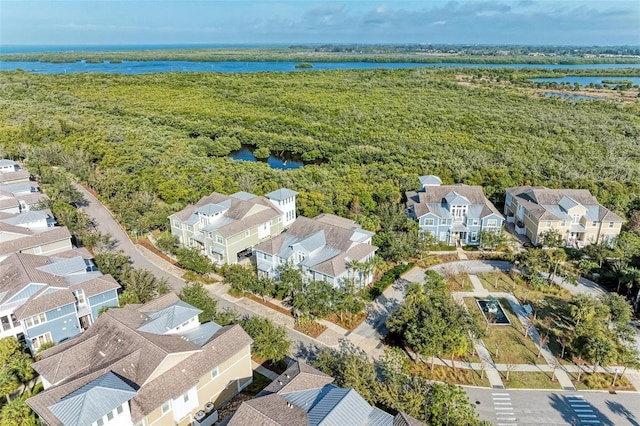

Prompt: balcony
[515,221,526,235]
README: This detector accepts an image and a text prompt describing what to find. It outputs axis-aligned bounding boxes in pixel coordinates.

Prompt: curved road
[72,183,323,355]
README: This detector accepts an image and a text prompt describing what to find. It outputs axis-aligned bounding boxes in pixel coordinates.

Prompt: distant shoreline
[1,45,639,65]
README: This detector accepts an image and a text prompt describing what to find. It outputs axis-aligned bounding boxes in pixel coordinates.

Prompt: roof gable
[48,372,137,426]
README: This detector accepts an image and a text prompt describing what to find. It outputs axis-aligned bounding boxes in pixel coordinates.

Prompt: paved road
[73,182,324,357]
[465,387,640,426]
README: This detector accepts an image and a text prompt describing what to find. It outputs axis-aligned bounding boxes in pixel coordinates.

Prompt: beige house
[169,189,297,265]
[28,293,253,426]
[0,210,72,261]
[504,186,624,247]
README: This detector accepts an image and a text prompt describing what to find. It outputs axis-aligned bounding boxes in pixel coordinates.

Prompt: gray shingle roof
[507,186,625,223]
[48,372,137,426]
[29,294,253,424]
[0,226,72,257]
[230,362,423,426]
[254,215,377,279]
[406,184,503,220]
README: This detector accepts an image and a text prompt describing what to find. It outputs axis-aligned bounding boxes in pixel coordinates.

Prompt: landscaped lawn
[464,297,541,365]
[476,271,575,362]
[411,362,491,387]
[445,273,474,292]
[503,371,562,389]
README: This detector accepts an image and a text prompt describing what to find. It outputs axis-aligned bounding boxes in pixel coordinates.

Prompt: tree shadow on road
[548,393,614,426]
[606,400,639,426]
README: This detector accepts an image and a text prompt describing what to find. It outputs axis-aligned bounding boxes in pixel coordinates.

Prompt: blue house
[0,249,120,353]
[406,175,504,246]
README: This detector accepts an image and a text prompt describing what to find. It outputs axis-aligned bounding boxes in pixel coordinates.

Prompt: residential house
[0,181,47,214]
[0,209,73,261]
[169,189,297,265]
[254,214,377,288]
[0,159,30,185]
[406,175,504,246]
[27,293,254,426]
[504,186,625,247]
[225,361,424,426]
[0,249,120,353]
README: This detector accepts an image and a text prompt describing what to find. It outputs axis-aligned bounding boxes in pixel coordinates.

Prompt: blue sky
[1,1,639,46]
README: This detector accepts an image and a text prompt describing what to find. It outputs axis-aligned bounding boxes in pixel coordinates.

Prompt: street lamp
[612,368,620,387]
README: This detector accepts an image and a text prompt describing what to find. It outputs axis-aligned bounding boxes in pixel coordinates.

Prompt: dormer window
[572,214,581,224]
[297,252,305,262]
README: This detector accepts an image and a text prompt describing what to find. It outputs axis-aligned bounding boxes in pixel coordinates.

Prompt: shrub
[364,263,414,301]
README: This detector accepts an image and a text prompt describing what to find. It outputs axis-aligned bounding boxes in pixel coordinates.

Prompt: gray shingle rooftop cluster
[406,183,503,220]
[27,293,253,425]
[0,251,120,320]
[506,186,624,222]
[254,214,377,277]
[226,361,424,426]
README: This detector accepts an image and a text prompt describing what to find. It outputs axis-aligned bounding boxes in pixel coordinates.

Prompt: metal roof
[36,256,87,277]
[307,387,372,426]
[2,210,47,226]
[265,188,299,201]
[230,191,258,201]
[418,175,442,186]
[178,321,222,346]
[367,407,394,426]
[137,300,202,334]
[195,200,231,217]
[444,191,470,206]
[48,372,137,426]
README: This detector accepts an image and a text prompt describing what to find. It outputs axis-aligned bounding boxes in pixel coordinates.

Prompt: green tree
[176,248,212,274]
[0,338,34,403]
[0,396,40,426]
[240,316,290,364]
[425,383,484,426]
[155,232,180,254]
[120,269,170,305]
[540,229,564,248]
[225,264,257,294]
[179,282,218,323]
[94,251,131,281]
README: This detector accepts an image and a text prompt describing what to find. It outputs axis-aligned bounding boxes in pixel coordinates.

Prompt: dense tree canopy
[0,68,637,243]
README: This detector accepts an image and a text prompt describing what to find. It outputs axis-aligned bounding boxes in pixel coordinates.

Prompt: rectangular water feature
[477,299,511,325]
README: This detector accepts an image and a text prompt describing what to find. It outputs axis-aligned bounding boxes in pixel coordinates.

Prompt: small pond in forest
[229,144,324,170]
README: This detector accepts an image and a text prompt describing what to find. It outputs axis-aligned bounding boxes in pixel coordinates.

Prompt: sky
[1,0,639,47]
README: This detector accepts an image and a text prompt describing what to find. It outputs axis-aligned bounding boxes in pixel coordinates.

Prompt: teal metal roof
[137,300,202,334]
[48,372,137,426]
[265,188,299,201]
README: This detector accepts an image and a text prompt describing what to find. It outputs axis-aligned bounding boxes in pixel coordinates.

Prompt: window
[560,220,566,227]
[471,231,478,242]
[116,406,123,415]
[73,290,86,305]
[107,412,114,421]
[183,392,189,403]
[572,214,581,224]
[440,218,447,225]
[173,220,180,228]
[297,252,305,262]
[471,219,479,226]
[486,219,497,227]
[216,235,224,244]
[161,401,170,415]
[97,419,104,426]
[609,222,615,228]
[211,367,219,379]
[546,221,551,228]
[245,230,250,237]
[424,218,435,226]
[592,221,597,227]
[208,232,213,238]
[31,332,52,350]
[0,316,11,331]
[25,313,46,328]
[186,225,192,232]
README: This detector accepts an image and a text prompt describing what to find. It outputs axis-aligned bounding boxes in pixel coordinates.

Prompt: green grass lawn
[446,273,474,292]
[503,371,562,389]
[465,297,542,365]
